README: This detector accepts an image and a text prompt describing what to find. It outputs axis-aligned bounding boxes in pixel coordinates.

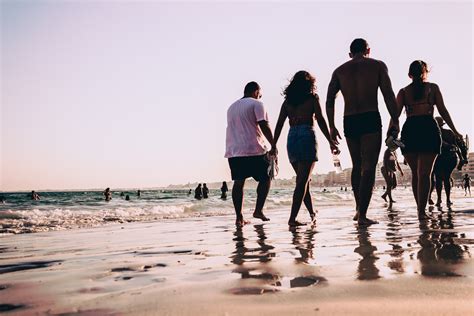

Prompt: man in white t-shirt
[225,82,276,226]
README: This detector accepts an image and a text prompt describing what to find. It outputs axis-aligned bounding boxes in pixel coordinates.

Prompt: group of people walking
[225,38,466,227]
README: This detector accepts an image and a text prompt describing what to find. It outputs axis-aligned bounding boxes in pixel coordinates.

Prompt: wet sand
[1,189,473,315]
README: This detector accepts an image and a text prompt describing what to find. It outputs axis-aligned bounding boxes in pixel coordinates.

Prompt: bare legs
[404,153,438,219]
[291,162,316,222]
[232,178,271,226]
[381,169,394,203]
[347,132,382,225]
[288,161,315,226]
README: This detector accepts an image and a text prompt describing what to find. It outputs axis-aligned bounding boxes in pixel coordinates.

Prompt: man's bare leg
[435,173,443,207]
[232,180,249,226]
[253,178,271,221]
[356,132,382,225]
[346,138,362,221]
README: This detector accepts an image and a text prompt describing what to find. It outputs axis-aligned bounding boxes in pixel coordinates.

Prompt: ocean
[0,188,355,234]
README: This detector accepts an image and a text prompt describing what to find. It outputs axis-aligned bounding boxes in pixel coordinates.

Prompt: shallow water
[0,189,472,314]
[0,187,353,234]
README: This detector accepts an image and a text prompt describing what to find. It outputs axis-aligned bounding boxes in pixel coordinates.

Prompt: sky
[1,1,473,191]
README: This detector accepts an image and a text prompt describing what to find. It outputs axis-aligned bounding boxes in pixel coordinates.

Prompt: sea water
[0,188,354,234]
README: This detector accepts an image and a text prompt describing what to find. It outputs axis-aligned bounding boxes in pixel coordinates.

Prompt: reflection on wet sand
[354,226,380,280]
[289,225,317,264]
[231,224,278,282]
[386,205,405,273]
[417,211,470,277]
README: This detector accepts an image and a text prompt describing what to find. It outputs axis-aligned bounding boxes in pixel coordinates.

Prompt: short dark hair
[244,81,260,95]
[350,38,369,54]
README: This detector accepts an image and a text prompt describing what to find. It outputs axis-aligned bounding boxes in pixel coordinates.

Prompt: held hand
[269,146,278,157]
[330,127,341,145]
[329,140,340,155]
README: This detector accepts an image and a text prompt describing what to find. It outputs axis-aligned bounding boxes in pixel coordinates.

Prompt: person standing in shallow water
[225,81,275,226]
[220,181,229,199]
[194,184,203,200]
[202,183,209,199]
[392,60,462,220]
[272,71,338,226]
[326,38,400,225]
[463,174,471,196]
[381,148,404,204]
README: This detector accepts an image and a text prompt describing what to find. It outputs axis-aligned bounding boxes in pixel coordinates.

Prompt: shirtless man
[326,38,399,225]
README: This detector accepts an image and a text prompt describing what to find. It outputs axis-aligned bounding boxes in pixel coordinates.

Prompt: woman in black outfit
[393,61,461,220]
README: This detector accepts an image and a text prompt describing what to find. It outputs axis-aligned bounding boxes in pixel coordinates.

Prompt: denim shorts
[287,125,318,164]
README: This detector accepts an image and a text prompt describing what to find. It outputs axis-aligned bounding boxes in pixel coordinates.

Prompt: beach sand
[1,190,473,315]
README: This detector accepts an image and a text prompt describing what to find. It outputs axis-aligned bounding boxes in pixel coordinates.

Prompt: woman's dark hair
[409,60,429,101]
[283,70,316,105]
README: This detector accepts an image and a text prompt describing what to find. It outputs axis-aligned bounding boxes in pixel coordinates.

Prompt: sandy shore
[1,191,473,315]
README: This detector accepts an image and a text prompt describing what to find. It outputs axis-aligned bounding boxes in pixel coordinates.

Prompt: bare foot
[357,217,378,226]
[309,213,316,224]
[253,212,270,221]
[288,220,306,227]
[381,194,387,202]
[418,212,433,221]
[390,200,396,203]
[235,218,251,226]
[353,211,359,221]
[447,200,453,206]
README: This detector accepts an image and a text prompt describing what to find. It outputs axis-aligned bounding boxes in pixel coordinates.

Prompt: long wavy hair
[283,70,316,106]
[409,60,429,101]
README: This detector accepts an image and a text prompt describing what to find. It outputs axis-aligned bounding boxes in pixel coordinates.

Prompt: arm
[258,120,274,149]
[326,70,342,143]
[272,102,288,153]
[395,154,404,176]
[314,95,339,153]
[433,84,461,137]
[379,61,400,133]
[388,89,406,136]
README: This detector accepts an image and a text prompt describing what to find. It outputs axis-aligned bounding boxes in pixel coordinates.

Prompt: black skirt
[401,115,441,154]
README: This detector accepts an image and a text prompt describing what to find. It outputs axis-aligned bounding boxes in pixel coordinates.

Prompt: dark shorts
[228,154,270,182]
[434,152,457,175]
[401,116,441,154]
[343,111,382,139]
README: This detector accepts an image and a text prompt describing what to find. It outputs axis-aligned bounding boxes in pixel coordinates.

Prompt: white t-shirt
[225,97,269,158]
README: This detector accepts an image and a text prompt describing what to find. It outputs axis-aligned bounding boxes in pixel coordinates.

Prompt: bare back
[327,56,396,117]
[335,57,383,115]
[284,95,317,125]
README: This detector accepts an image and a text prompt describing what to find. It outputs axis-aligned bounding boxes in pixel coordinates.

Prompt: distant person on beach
[326,38,399,225]
[120,192,125,197]
[0,196,4,204]
[103,188,112,201]
[195,184,203,200]
[381,148,404,203]
[392,60,462,219]
[31,190,40,200]
[188,189,192,195]
[137,190,141,197]
[202,183,209,199]
[429,117,464,207]
[463,174,471,196]
[272,71,338,226]
[225,81,275,226]
[125,194,130,201]
[221,181,229,199]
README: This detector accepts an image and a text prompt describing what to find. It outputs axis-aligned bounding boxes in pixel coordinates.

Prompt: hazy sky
[1,1,473,191]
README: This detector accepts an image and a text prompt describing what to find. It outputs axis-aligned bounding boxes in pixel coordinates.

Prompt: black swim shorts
[228,154,270,182]
[343,111,382,139]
